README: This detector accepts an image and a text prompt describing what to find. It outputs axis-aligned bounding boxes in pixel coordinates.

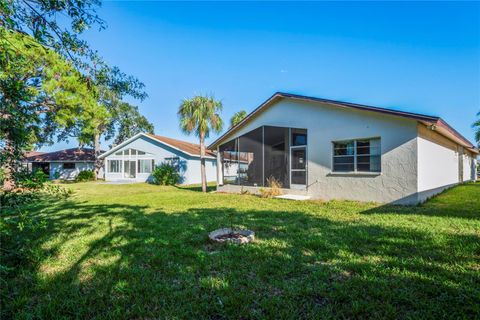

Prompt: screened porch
[218,126,307,189]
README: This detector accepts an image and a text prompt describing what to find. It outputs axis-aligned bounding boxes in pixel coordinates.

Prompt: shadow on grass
[2,193,479,319]
[176,183,217,193]
[362,182,480,219]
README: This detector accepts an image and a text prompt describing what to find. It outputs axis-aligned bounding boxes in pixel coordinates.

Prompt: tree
[178,96,223,192]
[473,111,480,147]
[230,110,247,127]
[1,0,148,185]
[0,30,100,190]
[1,0,105,73]
[110,102,154,146]
[59,90,153,179]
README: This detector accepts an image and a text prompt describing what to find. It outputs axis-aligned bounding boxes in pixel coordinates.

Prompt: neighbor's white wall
[184,159,217,185]
[219,98,419,204]
[50,162,95,180]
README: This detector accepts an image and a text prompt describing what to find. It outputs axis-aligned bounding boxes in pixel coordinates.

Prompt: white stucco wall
[184,159,217,185]
[50,162,95,180]
[416,125,480,201]
[417,141,458,190]
[103,135,216,185]
[217,98,420,204]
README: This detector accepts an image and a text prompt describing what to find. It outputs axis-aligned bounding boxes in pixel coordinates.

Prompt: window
[114,148,149,156]
[138,159,153,173]
[108,160,121,173]
[333,138,380,172]
[63,163,75,169]
[291,128,307,146]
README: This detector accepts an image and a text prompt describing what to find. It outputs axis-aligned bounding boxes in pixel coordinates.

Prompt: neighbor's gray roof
[26,148,101,162]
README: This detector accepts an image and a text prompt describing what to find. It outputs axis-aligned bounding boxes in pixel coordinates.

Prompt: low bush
[75,170,95,182]
[259,176,283,198]
[15,169,48,189]
[151,163,180,185]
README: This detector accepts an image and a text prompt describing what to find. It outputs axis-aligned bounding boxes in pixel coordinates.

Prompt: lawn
[2,182,479,319]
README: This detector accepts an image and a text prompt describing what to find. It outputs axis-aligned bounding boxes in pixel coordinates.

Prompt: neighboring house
[99,133,217,184]
[208,92,478,204]
[25,148,103,180]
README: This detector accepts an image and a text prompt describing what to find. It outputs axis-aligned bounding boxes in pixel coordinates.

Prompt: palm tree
[230,110,247,127]
[473,111,480,147]
[178,95,223,192]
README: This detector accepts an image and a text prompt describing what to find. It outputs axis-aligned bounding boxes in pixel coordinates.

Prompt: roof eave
[208,92,476,152]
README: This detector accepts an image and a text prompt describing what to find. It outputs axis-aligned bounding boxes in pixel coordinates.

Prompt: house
[99,133,217,184]
[208,92,478,204]
[25,148,102,180]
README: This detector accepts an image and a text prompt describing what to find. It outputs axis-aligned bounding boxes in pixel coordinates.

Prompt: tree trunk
[93,132,102,180]
[199,132,207,193]
[2,137,16,191]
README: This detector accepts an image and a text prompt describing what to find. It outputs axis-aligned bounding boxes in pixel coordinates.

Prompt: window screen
[220,139,240,185]
[333,138,380,172]
[238,127,263,186]
[264,126,289,187]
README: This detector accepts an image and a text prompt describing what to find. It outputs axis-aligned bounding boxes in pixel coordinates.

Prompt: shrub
[259,176,283,198]
[75,170,95,182]
[15,169,48,189]
[0,167,4,185]
[151,163,180,185]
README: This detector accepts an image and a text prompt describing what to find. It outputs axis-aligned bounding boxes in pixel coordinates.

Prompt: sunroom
[218,126,308,189]
[105,148,155,180]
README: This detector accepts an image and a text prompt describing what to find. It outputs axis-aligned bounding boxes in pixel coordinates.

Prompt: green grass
[3,182,480,319]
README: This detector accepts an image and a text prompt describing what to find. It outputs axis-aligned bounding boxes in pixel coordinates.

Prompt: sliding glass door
[123,160,136,179]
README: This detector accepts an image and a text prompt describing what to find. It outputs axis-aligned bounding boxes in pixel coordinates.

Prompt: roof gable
[208,92,478,153]
[99,133,216,159]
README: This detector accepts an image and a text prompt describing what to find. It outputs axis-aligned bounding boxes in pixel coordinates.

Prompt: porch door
[123,160,136,179]
[290,146,307,189]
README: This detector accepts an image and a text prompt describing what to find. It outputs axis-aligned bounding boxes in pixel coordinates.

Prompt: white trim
[99,133,143,159]
[99,133,216,160]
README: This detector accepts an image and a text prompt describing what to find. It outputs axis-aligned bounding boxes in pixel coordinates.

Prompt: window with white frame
[138,159,154,173]
[332,138,381,172]
[108,160,121,173]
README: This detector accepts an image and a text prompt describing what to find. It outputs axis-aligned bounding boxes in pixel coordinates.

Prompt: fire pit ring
[208,228,255,244]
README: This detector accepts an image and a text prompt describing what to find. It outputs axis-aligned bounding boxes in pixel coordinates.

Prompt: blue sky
[44,1,480,151]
